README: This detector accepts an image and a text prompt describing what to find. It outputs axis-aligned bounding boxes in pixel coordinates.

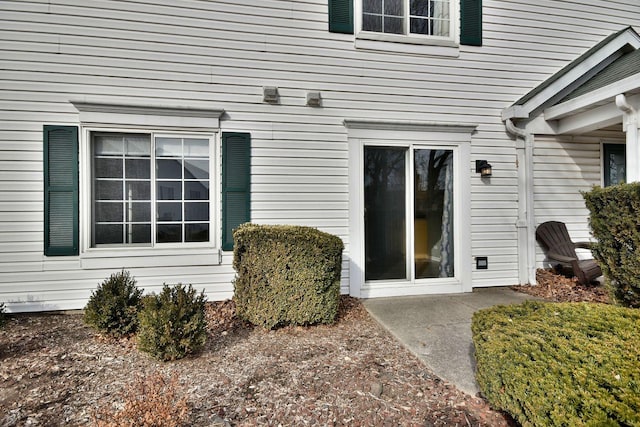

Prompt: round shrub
[472,301,640,426]
[137,284,207,361]
[84,270,143,337]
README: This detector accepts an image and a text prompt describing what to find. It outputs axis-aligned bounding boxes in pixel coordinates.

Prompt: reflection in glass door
[364,147,407,281]
[414,149,454,279]
[364,146,455,282]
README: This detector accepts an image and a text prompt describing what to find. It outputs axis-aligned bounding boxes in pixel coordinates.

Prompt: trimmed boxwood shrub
[233,223,344,329]
[137,284,207,361]
[84,270,143,337]
[583,183,640,307]
[472,301,640,426]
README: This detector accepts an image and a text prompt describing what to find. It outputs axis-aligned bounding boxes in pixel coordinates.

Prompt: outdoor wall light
[476,160,493,177]
[263,86,279,103]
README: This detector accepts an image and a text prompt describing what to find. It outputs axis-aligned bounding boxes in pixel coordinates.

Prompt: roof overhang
[502,27,640,134]
[542,74,640,134]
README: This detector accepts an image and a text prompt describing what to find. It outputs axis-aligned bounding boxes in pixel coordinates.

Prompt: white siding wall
[1,0,639,310]
[533,130,624,267]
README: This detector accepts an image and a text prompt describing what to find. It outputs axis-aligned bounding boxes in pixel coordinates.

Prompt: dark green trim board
[329,0,353,34]
[43,125,79,256]
[460,0,482,46]
[221,132,251,251]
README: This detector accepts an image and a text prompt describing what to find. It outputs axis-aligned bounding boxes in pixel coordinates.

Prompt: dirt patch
[1,272,607,426]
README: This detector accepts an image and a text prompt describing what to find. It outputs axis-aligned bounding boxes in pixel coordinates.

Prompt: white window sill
[355,31,460,57]
[80,246,220,269]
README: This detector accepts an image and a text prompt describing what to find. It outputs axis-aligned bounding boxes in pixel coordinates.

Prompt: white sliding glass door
[346,120,473,298]
[364,145,455,283]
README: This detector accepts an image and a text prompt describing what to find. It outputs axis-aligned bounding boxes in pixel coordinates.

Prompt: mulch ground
[0,269,608,426]
[512,268,610,304]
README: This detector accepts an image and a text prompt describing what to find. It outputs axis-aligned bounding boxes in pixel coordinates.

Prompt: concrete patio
[363,287,536,396]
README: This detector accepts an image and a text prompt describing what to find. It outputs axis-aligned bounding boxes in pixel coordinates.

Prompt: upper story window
[361,0,453,39]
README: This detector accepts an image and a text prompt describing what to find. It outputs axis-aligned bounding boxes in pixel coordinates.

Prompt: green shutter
[460,0,482,46]
[44,125,79,256]
[329,0,353,34]
[222,132,251,251]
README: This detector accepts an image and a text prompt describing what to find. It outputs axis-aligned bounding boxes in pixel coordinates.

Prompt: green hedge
[472,301,640,426]
[232,224,344,329]
[583,183,640,307]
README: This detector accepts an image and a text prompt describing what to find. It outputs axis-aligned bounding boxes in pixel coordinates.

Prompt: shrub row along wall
[84,270,207,361]
[472,301,640,426]
[583,183,640,307]
[233,224,344,329]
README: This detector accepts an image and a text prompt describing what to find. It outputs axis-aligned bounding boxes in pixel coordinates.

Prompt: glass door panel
[414,149,454,279]
[603,144,625,186]
[364,146,407,280]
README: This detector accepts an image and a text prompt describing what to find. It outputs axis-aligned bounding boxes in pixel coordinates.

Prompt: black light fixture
[476,160,493,177]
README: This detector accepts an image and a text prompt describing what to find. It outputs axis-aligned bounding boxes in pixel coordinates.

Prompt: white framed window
[357,0,456,42]
[88,130,215,248]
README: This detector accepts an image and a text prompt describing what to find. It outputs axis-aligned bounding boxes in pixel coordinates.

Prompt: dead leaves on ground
[512,269,610,304]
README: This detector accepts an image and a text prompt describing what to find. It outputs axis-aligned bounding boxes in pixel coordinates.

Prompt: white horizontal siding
[1,0,639,310]
[532,133,617,268]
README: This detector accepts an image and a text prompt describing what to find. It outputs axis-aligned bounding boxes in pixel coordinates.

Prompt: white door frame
[345,120,475,298]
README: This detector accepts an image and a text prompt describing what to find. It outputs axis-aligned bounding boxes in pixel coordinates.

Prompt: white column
[506,119,536,285]
[616,94,640,182]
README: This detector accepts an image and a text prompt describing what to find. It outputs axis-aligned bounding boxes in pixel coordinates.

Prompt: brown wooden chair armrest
[574,242,593,250]
[547,251,578,264]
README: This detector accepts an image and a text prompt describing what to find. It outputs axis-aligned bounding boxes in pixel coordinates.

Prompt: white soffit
[552,92,640,135]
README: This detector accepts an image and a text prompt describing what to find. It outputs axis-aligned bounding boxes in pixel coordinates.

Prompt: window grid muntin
[91,132,211,248]
[361,0,452,38]
[155,136,210,244]
[92,133,152,246]
[363,0,404,34]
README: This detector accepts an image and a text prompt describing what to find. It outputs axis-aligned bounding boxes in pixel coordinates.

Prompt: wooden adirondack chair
[535,221,602,285]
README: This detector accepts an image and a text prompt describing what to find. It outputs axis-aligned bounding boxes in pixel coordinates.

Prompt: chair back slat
[535,221,578,259]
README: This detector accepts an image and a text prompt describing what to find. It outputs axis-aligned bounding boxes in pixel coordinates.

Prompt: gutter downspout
[505,119,537,285]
